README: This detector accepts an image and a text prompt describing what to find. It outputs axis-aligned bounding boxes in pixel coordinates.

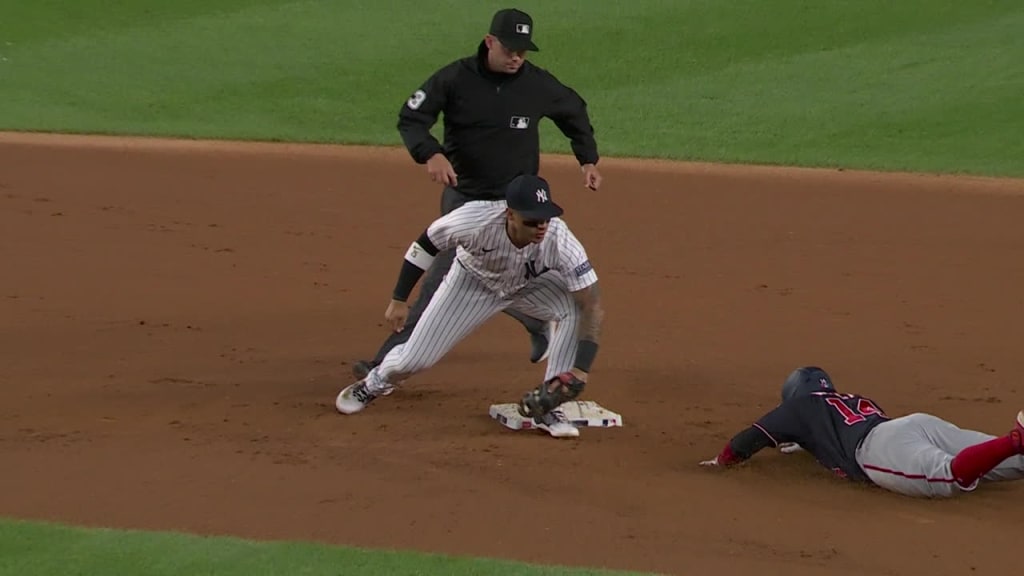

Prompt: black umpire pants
[368,186,546,365]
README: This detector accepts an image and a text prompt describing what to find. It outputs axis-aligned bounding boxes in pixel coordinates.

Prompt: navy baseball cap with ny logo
[489,8,539,52]
[506,174,563,220]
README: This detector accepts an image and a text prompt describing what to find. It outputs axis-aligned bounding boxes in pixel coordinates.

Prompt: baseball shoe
[1011,410,1024,453]
[529,321,556,363]
[533,407,579,439]
[335,379,379,415]
[350,359,377,379]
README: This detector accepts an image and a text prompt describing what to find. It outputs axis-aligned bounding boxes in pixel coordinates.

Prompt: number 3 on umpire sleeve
[407,90,427,110]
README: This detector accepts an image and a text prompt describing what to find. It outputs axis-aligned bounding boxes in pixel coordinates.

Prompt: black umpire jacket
[397,41,600,200]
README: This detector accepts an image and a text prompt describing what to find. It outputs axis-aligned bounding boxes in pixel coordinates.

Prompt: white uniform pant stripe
[856,413,1024,498]
[372,260,504,391]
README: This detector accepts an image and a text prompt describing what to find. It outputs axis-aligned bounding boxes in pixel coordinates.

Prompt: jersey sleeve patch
[407,89,427,110]
[573,260,593,277]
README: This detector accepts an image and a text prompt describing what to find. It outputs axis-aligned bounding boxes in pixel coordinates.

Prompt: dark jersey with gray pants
[742,391,889,482]
[723,391,1024,497]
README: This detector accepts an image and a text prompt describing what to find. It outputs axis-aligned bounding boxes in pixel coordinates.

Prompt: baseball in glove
[517,372,586,418]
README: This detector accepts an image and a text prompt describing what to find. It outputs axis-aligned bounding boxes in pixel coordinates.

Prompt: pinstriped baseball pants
[365,258,580,394]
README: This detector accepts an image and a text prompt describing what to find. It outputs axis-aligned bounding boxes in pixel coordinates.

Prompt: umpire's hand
[426,153,458,187]
[582,163,602,191]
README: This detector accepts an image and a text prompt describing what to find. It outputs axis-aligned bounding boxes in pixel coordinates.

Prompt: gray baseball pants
[855,413,1024,498]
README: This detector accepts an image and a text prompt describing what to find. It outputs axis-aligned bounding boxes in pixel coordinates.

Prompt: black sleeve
[391,230,440,302]
[716,401,803,466]
[752,399,805,446]
[396,66,453,164]
[542,72,600,166]
[727,426,777,461]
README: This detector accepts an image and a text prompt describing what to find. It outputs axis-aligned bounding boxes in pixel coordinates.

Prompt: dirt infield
[2,132,1024,576]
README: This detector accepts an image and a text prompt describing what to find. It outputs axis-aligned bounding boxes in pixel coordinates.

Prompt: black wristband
[573,340,599,372]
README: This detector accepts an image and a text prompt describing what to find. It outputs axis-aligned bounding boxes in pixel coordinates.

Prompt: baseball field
[2,2,1024,575]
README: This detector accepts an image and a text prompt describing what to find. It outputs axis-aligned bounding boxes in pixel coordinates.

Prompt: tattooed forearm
[573,282,604,342]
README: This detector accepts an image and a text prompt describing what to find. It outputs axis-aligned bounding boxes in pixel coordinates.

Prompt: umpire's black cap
[489,8,539,52]
[506,174,563,221]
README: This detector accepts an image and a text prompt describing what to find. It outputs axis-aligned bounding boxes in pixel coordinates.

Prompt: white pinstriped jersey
[426,200,598,298]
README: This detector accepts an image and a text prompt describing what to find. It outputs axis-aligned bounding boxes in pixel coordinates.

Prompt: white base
[489,401,624,431]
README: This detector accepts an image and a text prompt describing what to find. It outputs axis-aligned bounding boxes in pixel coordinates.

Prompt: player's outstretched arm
[384,207,470,331]
[384,231,436,331]
[700,426,777,468]
[700,400,806,468]
[515,281,603,419]
[569,281,604,381]
[384,227,447,331]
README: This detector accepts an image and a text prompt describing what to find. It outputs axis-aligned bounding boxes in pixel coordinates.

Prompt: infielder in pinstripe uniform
[350,8,603,379]
[336,174,603,438]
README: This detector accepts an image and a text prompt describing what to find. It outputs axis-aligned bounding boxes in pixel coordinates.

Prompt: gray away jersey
[425,200,598,298]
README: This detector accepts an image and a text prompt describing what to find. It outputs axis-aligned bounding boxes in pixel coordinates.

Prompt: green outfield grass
[1,0,1022,176]
[0,518,653,576]
[1,1,1021,574]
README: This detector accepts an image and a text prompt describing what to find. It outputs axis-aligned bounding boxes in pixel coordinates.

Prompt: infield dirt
[2,132,1024,576]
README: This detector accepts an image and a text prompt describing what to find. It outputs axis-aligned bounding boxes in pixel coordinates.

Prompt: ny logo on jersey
[535,188,549,203]
[523,259,551,280]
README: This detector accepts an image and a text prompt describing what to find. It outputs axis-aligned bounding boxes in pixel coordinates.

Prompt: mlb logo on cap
[489,8,540,52]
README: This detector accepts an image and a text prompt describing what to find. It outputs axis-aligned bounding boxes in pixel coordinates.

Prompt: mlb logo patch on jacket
[510,116,530,129]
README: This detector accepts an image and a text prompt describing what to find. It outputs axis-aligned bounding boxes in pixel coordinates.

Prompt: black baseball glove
[517,372,586,418]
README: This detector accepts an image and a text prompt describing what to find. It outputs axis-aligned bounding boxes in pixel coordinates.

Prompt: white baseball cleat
[335,380,379,415]
[534,408,579,438]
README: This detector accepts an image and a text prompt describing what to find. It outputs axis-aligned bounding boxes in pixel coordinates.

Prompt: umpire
[352,8,603,377]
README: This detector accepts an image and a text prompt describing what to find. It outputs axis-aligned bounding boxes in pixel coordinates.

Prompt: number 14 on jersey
[825,394,887,426]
